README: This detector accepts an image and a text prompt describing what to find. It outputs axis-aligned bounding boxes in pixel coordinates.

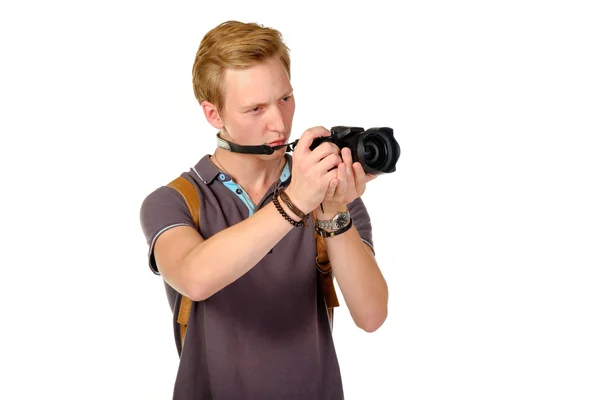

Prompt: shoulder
[139,175,198,245]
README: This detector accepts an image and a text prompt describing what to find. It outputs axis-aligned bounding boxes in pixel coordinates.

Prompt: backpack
[166,176,340,349]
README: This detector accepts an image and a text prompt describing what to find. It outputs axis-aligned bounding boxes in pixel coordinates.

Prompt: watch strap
[315,218,353,238]
[315,210,350,231]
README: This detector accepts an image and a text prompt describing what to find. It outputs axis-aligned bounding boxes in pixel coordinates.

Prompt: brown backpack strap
[166,176,200,349]
[313,211,340,329]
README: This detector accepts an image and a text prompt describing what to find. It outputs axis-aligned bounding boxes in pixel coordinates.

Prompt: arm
[154,200,300,301]
[315,204,388,333]
[144,127,341,302]
[315,146,389,332]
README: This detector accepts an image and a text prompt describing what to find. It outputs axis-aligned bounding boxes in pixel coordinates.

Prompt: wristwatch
[316,210,351,231]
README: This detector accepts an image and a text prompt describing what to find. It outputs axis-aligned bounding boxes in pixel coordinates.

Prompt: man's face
[219,57,296,158]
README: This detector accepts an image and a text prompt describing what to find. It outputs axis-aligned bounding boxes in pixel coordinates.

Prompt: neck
[212,147,286,188]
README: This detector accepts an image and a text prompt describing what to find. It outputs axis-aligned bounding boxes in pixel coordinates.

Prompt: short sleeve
[139,184,196,275]
[347,196,375,256]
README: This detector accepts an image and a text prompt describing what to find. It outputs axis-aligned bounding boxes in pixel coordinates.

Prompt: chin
[257,148,287,161]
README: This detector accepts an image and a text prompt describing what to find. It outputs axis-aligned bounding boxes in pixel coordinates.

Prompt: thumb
[325,178,338,200]
[365,173,378,183]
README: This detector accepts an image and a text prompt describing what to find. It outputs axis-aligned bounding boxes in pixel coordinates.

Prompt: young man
[140,20,388,399]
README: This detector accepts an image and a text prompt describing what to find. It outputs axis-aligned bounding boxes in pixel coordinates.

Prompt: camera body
[309,126,401,175]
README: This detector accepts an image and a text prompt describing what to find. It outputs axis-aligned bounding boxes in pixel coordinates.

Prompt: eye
[247,106,261,114]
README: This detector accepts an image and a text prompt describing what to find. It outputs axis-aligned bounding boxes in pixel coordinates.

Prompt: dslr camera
[309,126,400,175]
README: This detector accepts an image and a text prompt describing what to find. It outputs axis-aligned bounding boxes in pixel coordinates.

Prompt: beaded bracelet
[273,192,305,227]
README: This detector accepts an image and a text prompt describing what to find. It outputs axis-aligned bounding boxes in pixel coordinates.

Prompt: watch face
[334,213,348,228]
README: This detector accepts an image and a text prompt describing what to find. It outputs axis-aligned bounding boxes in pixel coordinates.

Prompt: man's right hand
[285,126,342,214]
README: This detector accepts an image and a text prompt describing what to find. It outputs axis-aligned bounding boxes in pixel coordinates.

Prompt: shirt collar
[191,153,293,185]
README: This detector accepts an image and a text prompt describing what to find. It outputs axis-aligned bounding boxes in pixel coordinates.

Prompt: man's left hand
[320,147,377,213]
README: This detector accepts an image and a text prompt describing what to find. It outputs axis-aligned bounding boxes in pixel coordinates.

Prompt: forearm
[182,200,300,301]
[321,214,388,332]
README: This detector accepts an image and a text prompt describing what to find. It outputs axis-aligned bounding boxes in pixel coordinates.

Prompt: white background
[1,0,599,399]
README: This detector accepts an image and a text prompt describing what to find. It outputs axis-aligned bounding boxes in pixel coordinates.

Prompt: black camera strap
[216,133,299,154]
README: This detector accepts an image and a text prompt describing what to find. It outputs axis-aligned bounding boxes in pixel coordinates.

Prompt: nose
[267,106,287,133]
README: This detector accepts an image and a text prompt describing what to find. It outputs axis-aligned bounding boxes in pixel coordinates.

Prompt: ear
[201,100,224,129]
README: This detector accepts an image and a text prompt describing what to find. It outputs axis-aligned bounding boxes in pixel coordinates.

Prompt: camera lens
[362,136,388,170]
[364,143,379,162]
[328,126,400,175]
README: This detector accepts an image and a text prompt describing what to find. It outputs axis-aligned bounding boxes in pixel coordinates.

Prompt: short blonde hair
[192,20,291,114]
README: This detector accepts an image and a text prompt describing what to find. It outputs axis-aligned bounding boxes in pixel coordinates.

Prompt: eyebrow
[239,88,294,110]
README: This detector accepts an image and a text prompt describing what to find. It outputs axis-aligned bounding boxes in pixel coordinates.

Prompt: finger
[342,148,354,181]
[353,162,367,194]
[309,142,340,164]
[318,153,342,175]
[294,126,331,155]
[341,147,353,165]
[323,167,339,184]
[336,162,348,196]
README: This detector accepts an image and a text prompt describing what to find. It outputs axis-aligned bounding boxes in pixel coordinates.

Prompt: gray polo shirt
[140,152,374,400]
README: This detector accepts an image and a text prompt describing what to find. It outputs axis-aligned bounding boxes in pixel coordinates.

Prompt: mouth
[268,138,287,147]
